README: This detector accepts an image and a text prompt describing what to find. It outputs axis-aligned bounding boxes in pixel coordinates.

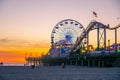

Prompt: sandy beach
[0,66,120,80]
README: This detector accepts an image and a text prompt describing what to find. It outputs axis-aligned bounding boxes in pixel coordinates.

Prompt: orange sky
[0,0,120,64]
[0,48,50,63]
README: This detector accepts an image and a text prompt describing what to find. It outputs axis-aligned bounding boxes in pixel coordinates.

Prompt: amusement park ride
[50,19,120,57]
[26,18,120,67]
[50,19,85,57]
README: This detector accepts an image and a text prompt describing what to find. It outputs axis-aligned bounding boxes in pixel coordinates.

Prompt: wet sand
[0,66,120,80]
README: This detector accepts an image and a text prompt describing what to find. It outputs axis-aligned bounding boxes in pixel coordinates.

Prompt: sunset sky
[0,0,120,63]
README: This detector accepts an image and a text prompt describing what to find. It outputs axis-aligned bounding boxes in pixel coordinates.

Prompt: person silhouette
[0,62,3,66]
[62,63,65,69]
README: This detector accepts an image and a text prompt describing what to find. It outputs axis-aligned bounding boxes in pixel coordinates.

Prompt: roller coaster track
[72,21,120,52]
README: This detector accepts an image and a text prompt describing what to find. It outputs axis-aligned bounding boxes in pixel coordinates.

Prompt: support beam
[97,26,100,50]
[81,60,83,66]
[88,59,90,67]
[102,61,104,67]
[115,29,117,44]
[87,33,89,47]
[98,60,101,67]
[104,28,106,49]
[75,61,78,66]
[115,28,117,52]
[70,60,72,65]
[93,60,95,67]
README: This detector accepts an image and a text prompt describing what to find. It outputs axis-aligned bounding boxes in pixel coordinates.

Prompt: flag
[117,17,119,19]
[93,11,97,17]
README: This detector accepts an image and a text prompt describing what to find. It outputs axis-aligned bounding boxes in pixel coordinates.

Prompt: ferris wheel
[51,19,85,49]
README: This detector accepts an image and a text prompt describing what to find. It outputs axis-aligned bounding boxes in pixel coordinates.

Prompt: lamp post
[108,40,110,54]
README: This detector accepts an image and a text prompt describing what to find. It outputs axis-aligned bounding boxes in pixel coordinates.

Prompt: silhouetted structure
[26,19,120,67]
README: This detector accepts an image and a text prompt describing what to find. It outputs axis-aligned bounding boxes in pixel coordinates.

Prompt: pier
[26,19,120,67]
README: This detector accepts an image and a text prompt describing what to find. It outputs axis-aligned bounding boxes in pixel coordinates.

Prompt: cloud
[0,37,50,49]
[0,38,30,47]
[0,38,13,43]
